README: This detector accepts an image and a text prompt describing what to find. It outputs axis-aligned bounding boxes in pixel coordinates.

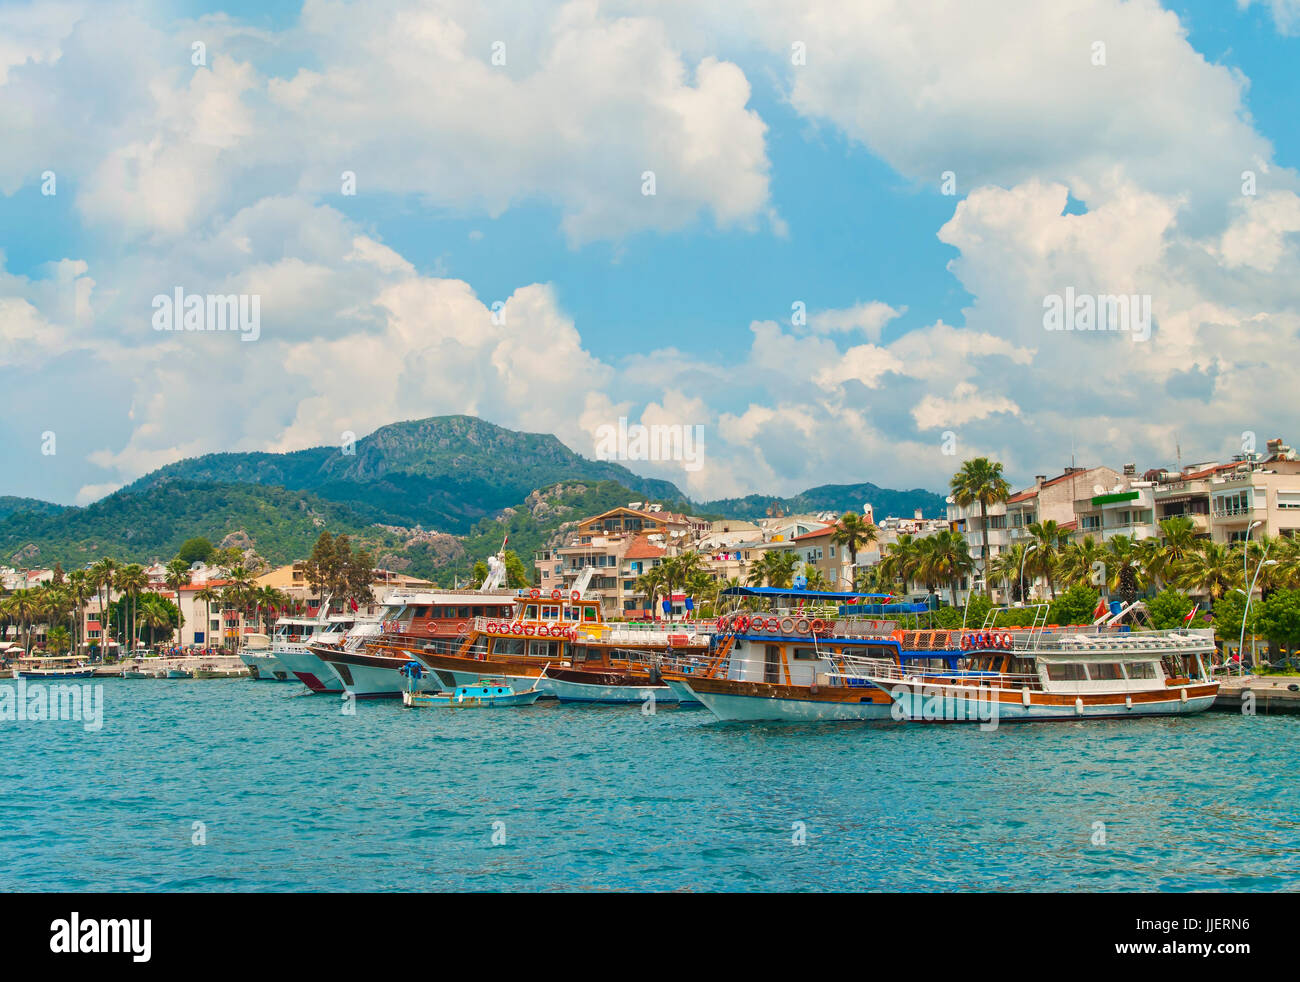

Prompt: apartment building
[1071,466,1159,542]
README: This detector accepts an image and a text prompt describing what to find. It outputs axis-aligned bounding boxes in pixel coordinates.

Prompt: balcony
[1212,505,1253,519]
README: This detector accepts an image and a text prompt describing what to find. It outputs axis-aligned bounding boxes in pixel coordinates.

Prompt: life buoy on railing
[551,589,563,601]
[570,591,581,603]
[960,633,971,650]
[510,622,523,635]
[716,616,727,632]
[810,618,826,635]
[523,624,536,637]
[485,622,498,634]
[795,617,811,634]
[529,588,541,599]
[456,622,468,635]
[780,617,795,634]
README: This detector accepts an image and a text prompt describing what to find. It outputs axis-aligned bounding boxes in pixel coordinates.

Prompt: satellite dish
[1093,484,1104,495]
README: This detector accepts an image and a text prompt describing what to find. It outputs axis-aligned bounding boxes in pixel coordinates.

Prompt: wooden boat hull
[680,675,894,722]
[878,679,1220,722]
[542,668,678,705]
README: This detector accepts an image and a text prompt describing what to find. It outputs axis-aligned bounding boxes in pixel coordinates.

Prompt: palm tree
[1,588,39,656]
[114,564,148,655]
[194,586,220,648]
[1104,535,1147,605]
[90,557,119,655]
[1058,535,1106,589]
[164,558,191,645]
[1171,540,1242,600]
[66,569,92,656]
[916,530,975,606]
[876,534,919,595]
[831,512,879,575]
[634,565,667,620]
[990,542,1032,602]
[949,457,1011,597]
[1026,519,1065,598]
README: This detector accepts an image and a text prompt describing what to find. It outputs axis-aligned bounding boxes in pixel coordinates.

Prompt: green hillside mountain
[0,496,67,521]
[124,415,684,533]
[698,482,947,520]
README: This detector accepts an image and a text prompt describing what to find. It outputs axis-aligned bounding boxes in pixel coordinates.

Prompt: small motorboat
[14,657,96,680]
[166,667,194,679]
[399,661,543,708]
[120,668,151,679]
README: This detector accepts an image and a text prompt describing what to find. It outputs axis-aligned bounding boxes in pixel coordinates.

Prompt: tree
[949,457,1011,597]
[831,513,879,571]
[164,557,191,645]
[194,586,219,649]
[305,531,336,601]
[114,565,148,653]
[46,625,71,656]
[1254,590,1300,654]
[1146,587,1194,629]
[989,542,1032,602]
[1058,535,1105,590]
[1026,519,1066,598]
[90,557,119,654]
[177,537,215,565]
[915,530,974,606]
[876,534,919,594]
[66,569,92,655]
[1047,584,1101,627]
[1104,535,1147,605]
[502,550,531,590]
[1172,540,1242,600]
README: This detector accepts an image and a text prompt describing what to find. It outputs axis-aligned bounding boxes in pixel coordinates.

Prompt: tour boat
[310,584,518,699]
[664,587,966,723]
[404,588,712,704]
[14,656,96,680]
[853,606,1220,723]
[166,667,193,679]
[269,610,381,693]
[237,633,294,681]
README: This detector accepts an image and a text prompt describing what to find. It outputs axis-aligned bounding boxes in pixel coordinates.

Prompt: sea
[2,677,1297,892]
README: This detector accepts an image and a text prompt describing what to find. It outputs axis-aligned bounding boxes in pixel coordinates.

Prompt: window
[764,644,781,683]
[1045,663,1087,681]
[792,647,821,661]
[528,640,556,658]
[493,638,525,656]
[1087,662,1124,681]
[1124,662,1157,679]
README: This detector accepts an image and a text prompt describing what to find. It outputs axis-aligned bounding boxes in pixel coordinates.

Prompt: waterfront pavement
[1212,675,1300,714]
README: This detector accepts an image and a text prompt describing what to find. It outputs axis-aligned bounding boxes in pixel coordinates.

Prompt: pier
[1210,676,1300,715]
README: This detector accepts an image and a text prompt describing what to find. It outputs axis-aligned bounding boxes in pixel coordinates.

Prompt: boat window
[1045,663,1087,681]
[528,640,556,658]
[493,638,525,656]
[412,606,430,618]
[1123,662,1158,680]
[524,604,538,620]
[539,605,560,621]
[791,647,821,661]
[583,606,599,622]
[764,645,781,684]
[1088,663,1124,681]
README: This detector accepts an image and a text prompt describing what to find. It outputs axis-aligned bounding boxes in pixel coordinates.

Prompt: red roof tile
[623,535,666,560]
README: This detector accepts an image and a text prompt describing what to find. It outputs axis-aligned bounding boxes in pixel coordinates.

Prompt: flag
[1183,604,1199,623]
[349,597,359,612]
[1093,597,1108,619]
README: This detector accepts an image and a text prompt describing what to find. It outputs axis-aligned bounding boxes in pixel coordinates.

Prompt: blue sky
[2,0,1299,509]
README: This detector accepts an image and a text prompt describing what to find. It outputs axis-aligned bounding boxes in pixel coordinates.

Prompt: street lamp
[1238,521,1264,676]
[1240,549,1277,676]
[1018,544,1039,604]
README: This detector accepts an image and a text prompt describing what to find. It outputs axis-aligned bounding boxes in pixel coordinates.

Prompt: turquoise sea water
[2,678,1297,892]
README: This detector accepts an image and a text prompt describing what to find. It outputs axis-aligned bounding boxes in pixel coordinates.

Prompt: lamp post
[1240,551,1277,675]
[1018,544,1038,604]
[1238,521,1263,676]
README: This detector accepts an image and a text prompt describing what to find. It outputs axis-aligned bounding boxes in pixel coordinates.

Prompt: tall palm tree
[916,529,975,606]
[990,542,1032,602]
[195,586,220,648]
[1026,519,1065,598]
[1104,535,1147,605]
[634,565,667,620]
[1171,540,1242,601]
[1,588,39,656]
[949,457,1011,597]
[876,534,919,595]
[831,512,879,574]
[66,569,92,656]
[164,558,191,645]
[114,564,148,655]
[90,557,119,654]
[1058,535,1106,589]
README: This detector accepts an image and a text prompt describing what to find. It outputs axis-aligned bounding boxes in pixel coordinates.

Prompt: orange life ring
[456,622,468,634]
[795,617,811,634]
[810,618,826,634]
[779,617,795,633]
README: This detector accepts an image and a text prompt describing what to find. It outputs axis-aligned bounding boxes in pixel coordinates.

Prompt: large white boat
[852,605,1220,723]
[13,656,96,680]
[236,632,287,681]
[272,613,379,693]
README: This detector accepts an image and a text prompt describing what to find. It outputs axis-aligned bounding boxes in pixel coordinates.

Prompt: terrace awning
[720,586,893,601]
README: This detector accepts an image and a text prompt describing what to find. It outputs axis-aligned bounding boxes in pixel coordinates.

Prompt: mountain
[124,415,685,534]
[697,482,947,520]
[0,496,67,521]
[0,482,375,570]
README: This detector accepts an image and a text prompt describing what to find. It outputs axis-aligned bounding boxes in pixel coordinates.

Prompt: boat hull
[274,648,344,693]
[402,688,543,708]
[14,668,96,680]
[312,645,442,699]
[238,651,296,682]
[878,680,1220,723]
[543,671,677,705]
[682,676,893,722]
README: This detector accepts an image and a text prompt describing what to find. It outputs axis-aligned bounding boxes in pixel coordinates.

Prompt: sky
[2,0,1299,509]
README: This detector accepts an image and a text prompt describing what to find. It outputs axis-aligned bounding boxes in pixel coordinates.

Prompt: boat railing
[832,655,1039,688]
[1001,627,1214,652]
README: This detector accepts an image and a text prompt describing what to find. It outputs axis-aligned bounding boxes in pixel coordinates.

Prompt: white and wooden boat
[402,677,543,708]
[14,656,96,680]
[852,606,1219,723]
